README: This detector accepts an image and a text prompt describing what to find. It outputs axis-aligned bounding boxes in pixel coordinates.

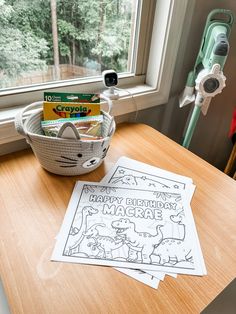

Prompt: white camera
[102,70,118,88]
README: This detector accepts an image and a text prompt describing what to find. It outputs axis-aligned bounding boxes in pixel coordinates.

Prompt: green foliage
[0,0,49,87]
[0,0,134,88]
[0,0,13,25]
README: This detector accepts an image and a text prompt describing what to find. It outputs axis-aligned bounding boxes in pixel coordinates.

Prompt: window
[0,0,139,89]
[0,0,189,149]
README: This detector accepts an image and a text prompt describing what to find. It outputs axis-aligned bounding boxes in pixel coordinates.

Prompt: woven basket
[15,101,115,176]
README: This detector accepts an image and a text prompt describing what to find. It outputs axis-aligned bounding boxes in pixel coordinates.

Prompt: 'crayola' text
[56,104,88,113]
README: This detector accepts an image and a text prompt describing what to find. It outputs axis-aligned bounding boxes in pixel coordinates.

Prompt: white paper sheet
[51,181,206,276]
[102,156,195,204]
[101,157,197,282]
[115,268,160,289]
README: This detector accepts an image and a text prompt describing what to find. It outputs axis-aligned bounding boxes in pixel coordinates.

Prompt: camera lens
[105,74,118,87]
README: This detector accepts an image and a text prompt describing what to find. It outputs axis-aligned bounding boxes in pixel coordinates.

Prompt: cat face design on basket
[55,144,109,169]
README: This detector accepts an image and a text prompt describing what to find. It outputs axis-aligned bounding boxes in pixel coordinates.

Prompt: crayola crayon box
[43,101,101,120]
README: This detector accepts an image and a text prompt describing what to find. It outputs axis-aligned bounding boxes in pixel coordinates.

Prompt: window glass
[0,0,138,89]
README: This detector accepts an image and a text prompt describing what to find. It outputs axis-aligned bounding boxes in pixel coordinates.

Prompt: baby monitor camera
[101,70,119,100]
[102,70,118,88]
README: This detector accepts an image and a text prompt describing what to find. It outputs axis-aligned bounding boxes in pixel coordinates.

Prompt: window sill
[0,83,164,146]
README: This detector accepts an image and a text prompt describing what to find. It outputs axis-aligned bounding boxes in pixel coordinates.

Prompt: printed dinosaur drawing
[78,235,100,258]
[82,223,125,259]
[163,209,186,240]
[153,238,192,265]
[170,210,185,224]
[111,175,138,185]
[111,218,163,263]
[79,223,106,257]
[67,206,98,255]
[110,173,169,188]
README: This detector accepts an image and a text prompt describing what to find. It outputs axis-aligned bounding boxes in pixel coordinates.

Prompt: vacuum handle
[207,9,234,27]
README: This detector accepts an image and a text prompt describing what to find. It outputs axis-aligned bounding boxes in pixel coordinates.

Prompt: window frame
[0,0,190,149]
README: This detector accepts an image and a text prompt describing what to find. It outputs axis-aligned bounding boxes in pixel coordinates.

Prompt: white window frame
[0,0,189,150]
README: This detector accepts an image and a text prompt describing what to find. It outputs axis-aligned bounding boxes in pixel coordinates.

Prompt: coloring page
[146,270,177,279]
[102,156,195,204]
[51,182,206,276]
[115,268,160,289]
[101,157,195,281]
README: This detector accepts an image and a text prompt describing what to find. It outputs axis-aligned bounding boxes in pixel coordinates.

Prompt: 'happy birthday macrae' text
[89,195,177,220]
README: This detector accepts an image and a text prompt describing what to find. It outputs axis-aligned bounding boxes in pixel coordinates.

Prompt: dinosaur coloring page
[101,156,196,281]
[102,157,195,204]
[51,181,206,276]
[115,268,161,289]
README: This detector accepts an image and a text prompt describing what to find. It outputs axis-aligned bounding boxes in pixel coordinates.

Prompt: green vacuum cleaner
[179,9,234,148]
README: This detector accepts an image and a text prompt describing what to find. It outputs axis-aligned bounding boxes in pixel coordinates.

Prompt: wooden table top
[0,123,236,314]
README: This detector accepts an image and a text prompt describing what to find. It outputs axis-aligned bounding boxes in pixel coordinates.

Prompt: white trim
[134,0,157,75]
[0,0,189,151]
[147,0,188,92]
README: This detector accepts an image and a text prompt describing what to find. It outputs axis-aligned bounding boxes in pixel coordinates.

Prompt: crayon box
[43,101,101,120]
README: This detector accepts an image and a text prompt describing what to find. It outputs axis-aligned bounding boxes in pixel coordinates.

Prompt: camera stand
[102,87,119,100]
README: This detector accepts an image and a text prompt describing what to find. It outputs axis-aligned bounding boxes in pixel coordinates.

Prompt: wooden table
[1,123,236,314]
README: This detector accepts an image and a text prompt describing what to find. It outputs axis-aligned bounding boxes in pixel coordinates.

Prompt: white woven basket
[15,101,115,176]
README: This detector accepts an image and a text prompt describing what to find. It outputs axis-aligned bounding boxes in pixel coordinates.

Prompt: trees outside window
[0,0,137,89]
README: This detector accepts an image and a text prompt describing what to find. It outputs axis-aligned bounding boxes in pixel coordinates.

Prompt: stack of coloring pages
[52,156,207,289]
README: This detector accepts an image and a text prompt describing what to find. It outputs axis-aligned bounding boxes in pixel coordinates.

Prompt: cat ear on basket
[57,122,81,140]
